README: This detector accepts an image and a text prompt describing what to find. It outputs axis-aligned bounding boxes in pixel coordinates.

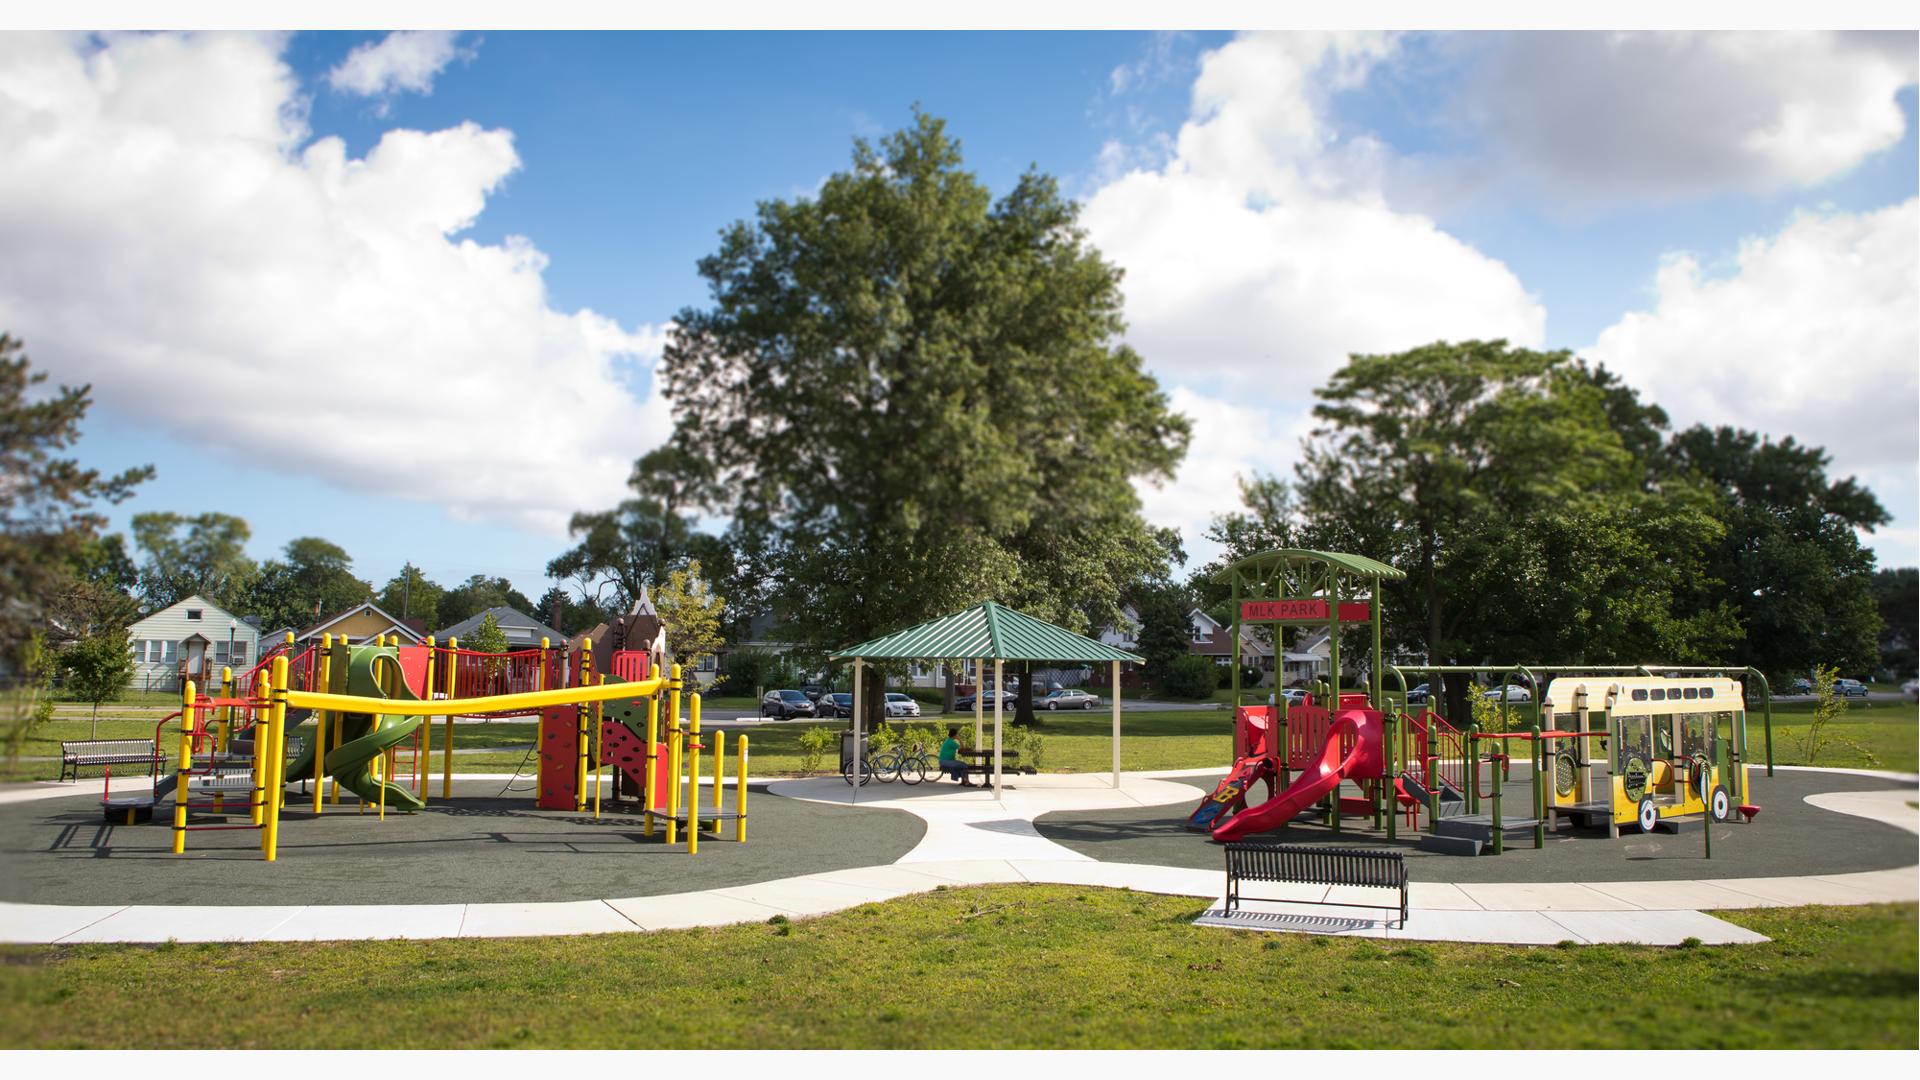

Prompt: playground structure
[100,606,748,862]
[1187,549,1772,857]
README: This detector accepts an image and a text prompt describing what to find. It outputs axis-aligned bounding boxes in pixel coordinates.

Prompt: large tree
[131,511,256,611]
[0,334,152,661]
[245,537,374,629]
[1665,426,1887,680]
[378,562,445,631]
[546,445,723,612]
[1872,568,1917,680]
[659,113,1188,728]
[437,574,537,629]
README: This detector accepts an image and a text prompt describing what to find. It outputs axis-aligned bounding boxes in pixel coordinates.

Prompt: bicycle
[894,742,932,785]
[842,746,902,785]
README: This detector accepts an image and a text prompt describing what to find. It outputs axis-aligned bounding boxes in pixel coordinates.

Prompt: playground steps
[1397,773,1469,818]
[1417,813,1544,856]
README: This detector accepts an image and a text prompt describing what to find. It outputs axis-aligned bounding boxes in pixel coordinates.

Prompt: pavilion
[831,601,1142,793]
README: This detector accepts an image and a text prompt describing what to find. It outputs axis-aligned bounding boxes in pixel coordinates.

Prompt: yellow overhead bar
[284,676,668,718]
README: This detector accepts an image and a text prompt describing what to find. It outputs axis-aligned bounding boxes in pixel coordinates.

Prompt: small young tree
[3,632,57,771]
[1799,664,1848,765]
[62,626,136,737]
[466,611,510,688]
[655,559,726,674]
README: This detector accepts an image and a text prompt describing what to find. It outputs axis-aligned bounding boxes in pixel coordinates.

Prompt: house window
[186,609,202,621]
[233,641,248,664]
[162,640,177,663]
[697,654,717,672]
[1192,625,1207,643]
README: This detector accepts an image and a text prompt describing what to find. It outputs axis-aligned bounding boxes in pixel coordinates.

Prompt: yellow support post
[576,639,591,812]
[665,727,680,846]
[736,734,748,843]
[263,657,289,861]
[420,636,435,806]
[442,635,458,799]
[712,708,724,820]
[377,746,387,821]
[593,674,605,819]
[644,695,659,837]
[172,680,196,855]
[214,666,233,813]
[314,634,332,814]
[689,692,702,853]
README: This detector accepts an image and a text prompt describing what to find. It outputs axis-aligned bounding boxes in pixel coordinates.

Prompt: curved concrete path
[1,769,1912,947]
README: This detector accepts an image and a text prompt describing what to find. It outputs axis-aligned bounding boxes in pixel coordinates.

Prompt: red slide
[1210,709,1380,843]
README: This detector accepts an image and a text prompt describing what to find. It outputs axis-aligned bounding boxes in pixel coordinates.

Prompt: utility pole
[402,562,412,620]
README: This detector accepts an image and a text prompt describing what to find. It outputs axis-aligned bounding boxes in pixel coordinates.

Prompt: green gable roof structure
[830,601,1139,796]
[831,601,1141,665]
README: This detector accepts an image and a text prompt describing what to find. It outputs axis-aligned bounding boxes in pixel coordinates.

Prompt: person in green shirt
[938,726,973,786]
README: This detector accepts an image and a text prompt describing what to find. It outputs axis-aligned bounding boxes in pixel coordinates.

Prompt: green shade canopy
[1212,548,1405,583]
[831,601,1140,665]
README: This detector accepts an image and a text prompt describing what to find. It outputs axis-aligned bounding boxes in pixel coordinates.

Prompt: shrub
[1161,654,1219,700]
[796,725,834,775]
[1024,731,1047,771]
[714,648,794,698]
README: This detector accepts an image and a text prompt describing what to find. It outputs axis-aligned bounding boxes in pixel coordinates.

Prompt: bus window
[1680,713,1709,759]
[1654,717,1674,759]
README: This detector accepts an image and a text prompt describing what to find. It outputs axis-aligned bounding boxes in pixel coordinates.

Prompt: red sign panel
[1240,600,1372,623]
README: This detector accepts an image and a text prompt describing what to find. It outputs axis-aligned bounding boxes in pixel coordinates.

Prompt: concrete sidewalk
[3,768,1912,947]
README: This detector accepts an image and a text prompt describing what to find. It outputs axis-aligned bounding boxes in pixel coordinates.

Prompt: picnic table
[954,748,1030,787]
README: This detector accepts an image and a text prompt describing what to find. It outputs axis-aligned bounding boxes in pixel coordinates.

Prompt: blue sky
[17,30,1916,605]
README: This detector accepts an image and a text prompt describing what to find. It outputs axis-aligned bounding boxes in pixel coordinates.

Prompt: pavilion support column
[993,658,1004,798]
[852,658,864,800]
[973,662,983,749]
[1111,660,1122,788]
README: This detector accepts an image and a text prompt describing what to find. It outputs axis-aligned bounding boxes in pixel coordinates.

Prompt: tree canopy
[0,333,152,659]
[657,112,1188,723]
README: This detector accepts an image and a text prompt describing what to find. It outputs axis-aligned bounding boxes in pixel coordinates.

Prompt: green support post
[1490,753,1504,856]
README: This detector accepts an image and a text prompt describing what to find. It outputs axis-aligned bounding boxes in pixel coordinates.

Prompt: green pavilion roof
[831,601,1140,665]
[1212,548,1405,583]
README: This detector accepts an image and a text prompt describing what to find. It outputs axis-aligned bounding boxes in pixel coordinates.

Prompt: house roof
[434,606,566,645]
[132,594,249,631]
[300,601,424,643]
[832,602,1140,665]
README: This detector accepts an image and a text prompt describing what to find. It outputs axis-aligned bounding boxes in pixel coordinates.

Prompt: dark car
[799,684,828,702]
[815,692,853,718]
[953,688,1016,712]
[759,689,817,720]
[1405,683,1430,706]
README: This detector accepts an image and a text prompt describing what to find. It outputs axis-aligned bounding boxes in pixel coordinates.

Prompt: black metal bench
[60,739,160,782]
[1223,843,1408,927]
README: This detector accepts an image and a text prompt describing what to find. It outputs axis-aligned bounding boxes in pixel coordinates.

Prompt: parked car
[1788,678,1813,695]
[759,689,817,720]
[1042,689,1098,710]
[1481,684,1532,702]
[1834,678,1870,698]
[1405,682,1430,706]
[1902,678,1918,702]
[884,692,921,718]
[1266,688,1309,708]
[799,684,828,702]
[815,692,853,718]
[954,688,1016,711]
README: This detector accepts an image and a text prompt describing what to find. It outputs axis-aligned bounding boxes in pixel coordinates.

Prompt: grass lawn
[9,700,1909,783]
[0,888,1910,1049]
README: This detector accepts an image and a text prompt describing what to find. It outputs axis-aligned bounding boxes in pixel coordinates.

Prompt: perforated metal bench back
[62,740,157,761]
[1225,843,1406,889]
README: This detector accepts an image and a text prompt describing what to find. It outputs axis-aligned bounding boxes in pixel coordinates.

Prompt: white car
[884,692,921,718]
[1903,679,1918,702]
[1481,685,1532,702]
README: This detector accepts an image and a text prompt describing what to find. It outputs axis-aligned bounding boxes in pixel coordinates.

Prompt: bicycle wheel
[899,754,928,785]
[841,756,874,786]
[874,748,905,783]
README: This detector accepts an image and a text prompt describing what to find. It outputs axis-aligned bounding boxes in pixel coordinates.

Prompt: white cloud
[1587,198,1919,480]
[327,30,470,100]
[1463,31,1918,203]
[1085,32,1546,550]
[0,31,664,536]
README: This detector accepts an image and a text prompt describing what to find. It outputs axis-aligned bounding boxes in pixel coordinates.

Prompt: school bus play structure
[1189,549,1770,857]
[103,628,747,862]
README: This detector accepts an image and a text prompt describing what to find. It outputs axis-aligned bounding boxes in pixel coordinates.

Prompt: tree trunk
[91,702,98,740]
[1015,660,1037,726]
[942,662,955,714]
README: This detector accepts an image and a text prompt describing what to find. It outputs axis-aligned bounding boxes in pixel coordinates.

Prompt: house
[435,607,566,651]
[1187,608,1277,686]
[300,601,424,649]
[126,596,262,693]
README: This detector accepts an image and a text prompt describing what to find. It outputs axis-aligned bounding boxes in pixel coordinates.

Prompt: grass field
[6,699,1912,783]
[0,888,1910,1049]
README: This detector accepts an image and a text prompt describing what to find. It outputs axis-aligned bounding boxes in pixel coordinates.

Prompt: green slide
[281,644,427,812]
